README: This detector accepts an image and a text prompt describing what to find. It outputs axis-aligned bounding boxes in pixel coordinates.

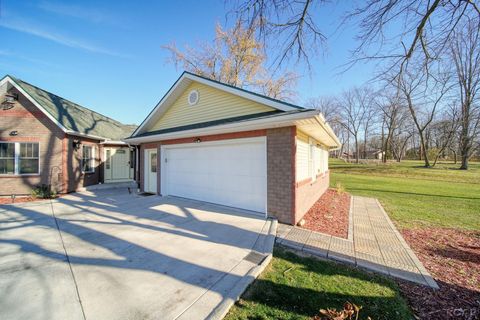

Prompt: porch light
[194,138,201,143]
[73,140,82,150]
[5,93,18,103]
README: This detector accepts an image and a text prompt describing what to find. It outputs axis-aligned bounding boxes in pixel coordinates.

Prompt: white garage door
[161,137,267,213]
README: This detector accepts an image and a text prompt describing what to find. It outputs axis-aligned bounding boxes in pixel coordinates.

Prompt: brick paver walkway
[276,196,438,288]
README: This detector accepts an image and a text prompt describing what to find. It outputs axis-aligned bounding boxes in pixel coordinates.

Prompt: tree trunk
[418,132,430,167]
[459,111,471,170]
[460,152,469,170]
[355,136,359,164]
[451,149,457,164]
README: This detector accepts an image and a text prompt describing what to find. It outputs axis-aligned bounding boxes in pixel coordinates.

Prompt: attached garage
[126,72,341,225]
[160,137,267,213]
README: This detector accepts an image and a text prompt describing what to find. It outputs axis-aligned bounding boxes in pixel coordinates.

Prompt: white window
[0,142,40,175]
[309,138,316,181]
[0,143,15,174]
[82,145,95,173]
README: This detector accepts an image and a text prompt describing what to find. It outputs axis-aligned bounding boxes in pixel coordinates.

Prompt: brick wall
[65,136,102,192]
[266,127,296,224]
[0,87,64,195]
[294,171,330,224]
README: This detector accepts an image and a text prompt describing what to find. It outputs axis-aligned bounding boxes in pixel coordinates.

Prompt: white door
[105,148,131,181]
[144,149,157,193]
[161,137,267,213]
[112,149,129,179]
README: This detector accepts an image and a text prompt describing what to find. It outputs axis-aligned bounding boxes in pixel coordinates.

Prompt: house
[0,75,137,196]
[126,72,341,225]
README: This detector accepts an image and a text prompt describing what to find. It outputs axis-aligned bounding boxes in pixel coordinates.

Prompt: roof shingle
[8,76,136,141]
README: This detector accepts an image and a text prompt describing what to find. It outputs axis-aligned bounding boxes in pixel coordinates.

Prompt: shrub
[336,182,346,194]
[31,184,57,199]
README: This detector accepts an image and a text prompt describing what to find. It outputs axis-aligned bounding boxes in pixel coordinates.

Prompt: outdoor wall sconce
[194,138,202,143]
[9,131,18,136]
[5,93,18,103]
[73,140,82,150]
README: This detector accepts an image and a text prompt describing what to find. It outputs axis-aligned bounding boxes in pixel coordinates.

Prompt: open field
[329,159,480,230]
[225,247,412,320]
[227,159,479,320]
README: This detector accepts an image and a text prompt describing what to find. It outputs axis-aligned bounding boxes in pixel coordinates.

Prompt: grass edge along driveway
[226,247,412,320]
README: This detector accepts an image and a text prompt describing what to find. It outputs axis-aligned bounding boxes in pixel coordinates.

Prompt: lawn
[225,247,412,320]
[329,159,480,230]
[226,160,479,320]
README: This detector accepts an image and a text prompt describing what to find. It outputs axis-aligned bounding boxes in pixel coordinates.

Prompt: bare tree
[229,1,479,75]
[396,65,451,167]
[306,96,346,158]
[429,106,460,166]
[163,20,297,100]
[376,92,405,162]
[450,19,480,170]
[338,88,371,163]
[230,0,326,69]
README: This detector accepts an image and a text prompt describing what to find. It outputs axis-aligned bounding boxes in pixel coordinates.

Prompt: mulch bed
[398,227,480,320]
[0,196,59,205]
[0,196,37,205]
[300,189,351,239]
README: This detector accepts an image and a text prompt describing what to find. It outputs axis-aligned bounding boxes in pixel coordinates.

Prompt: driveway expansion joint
[277,196,439,289]
[49,199,87,320]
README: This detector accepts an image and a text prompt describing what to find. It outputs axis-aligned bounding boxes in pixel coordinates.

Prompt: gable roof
[0,75,136,141]
[131,71,304,137]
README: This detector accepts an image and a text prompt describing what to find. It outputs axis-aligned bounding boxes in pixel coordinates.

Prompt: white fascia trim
[131,75,187,136]
[65,131,107,141]
[313,115,342,150]
[131,72,300,136]
[185,73,299,112]
[1,77,111,142]
[125,110,320,144]
[2,76,69,133]
[100,140,128,145]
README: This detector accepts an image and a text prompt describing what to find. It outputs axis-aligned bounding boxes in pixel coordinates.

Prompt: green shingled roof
[8,76,136,141]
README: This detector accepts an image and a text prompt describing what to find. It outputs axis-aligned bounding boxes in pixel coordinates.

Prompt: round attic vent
[188,90,199,106]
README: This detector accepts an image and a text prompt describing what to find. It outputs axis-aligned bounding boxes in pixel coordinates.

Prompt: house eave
[125,110,341,149]
[131,72,302,137]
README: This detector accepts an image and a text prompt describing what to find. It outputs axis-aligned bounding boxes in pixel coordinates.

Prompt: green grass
[330,159,480,230]
[226,248,412,320]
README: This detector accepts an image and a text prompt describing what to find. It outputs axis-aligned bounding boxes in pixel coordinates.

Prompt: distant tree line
[165,1,479,169]
[226,0,480,169]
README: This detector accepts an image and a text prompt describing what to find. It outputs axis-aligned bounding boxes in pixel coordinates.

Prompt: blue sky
[0,0,377,125]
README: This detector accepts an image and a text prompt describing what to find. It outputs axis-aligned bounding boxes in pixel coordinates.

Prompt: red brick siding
[294,171,330,224]
[0,87,64,195]
[65,136,102,192]
[161,130,266,145]
[266,127,296,224]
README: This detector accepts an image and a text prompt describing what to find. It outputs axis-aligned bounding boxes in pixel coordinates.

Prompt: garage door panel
[162,139,266,213]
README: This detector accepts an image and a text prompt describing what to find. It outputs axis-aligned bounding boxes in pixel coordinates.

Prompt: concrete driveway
[0,189,274,320]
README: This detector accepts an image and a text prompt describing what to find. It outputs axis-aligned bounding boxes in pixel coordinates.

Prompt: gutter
[313,116,342,150]
[124,110,320,144]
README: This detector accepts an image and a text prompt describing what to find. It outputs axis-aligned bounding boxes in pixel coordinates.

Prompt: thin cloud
[0,18,128,58]
[38,1,119,26]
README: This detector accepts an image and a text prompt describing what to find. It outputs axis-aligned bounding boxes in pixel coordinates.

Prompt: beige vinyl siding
[150,82,275,132]
[296,130,310,182]
[296,130,329,182]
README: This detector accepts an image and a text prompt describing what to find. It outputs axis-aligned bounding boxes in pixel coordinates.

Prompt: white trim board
[0,76,112,142]
[132,72,301,137]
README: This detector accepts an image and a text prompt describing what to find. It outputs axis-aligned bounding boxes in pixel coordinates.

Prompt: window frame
[0,141,40,176]
[308,138,316,182]
[82,145,95,174]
